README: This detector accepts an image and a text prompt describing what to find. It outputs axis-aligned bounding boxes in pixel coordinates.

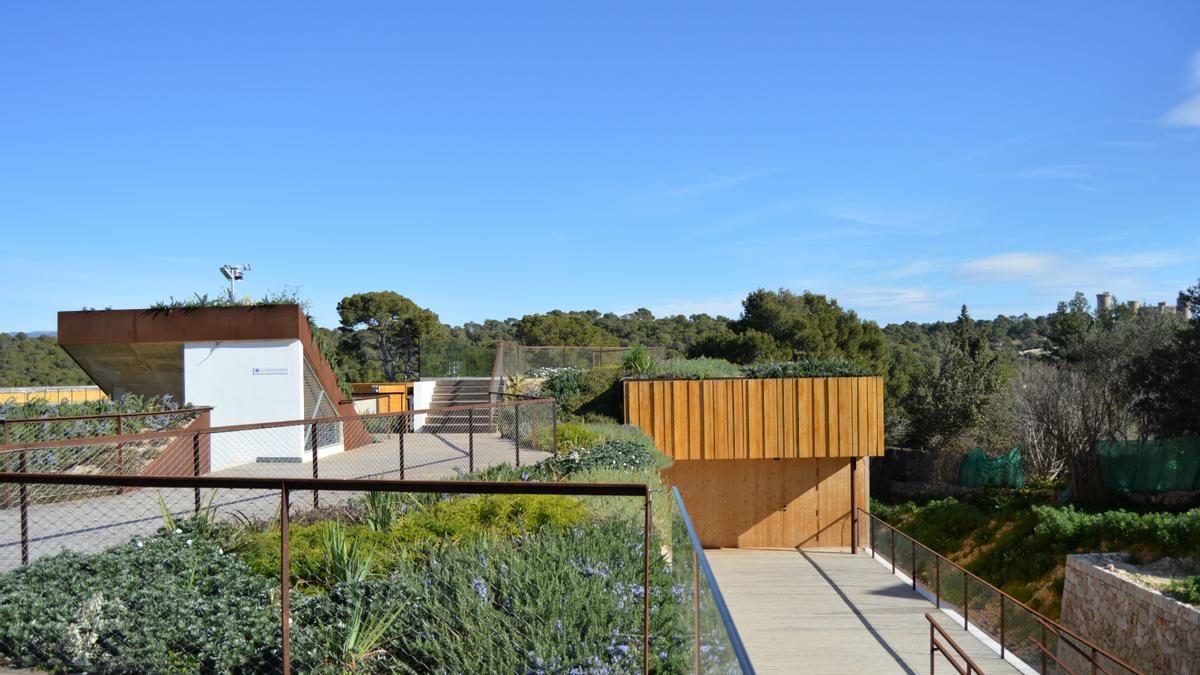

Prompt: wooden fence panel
[624,376,884,460]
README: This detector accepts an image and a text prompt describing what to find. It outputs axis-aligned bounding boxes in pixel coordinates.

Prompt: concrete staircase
[421,378,493,433]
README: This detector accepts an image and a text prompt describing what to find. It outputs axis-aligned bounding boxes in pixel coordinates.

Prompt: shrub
[537,367,587,405]
[0,521,278,672]
[652,357,741,379]
[538,439,660,478]
[534,421,600,454]
[244,494,589,586]
[622,345,658,375]
[290,520,689,674]
[740,357,876,378]
[1166,575,1200,605]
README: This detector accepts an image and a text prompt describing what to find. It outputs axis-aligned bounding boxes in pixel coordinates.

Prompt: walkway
[0,431,548,571]
[707,548,1021,674]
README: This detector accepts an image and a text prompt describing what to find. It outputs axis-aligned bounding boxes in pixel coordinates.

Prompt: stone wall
[1060,553,1200,675]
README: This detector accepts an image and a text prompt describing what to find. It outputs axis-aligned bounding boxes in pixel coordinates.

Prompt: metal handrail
[672,486,756,674]
[863,509,1140,675]
[927,613,987,674]
[0,397,557,454]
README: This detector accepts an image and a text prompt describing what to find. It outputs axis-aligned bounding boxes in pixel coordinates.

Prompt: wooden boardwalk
[708,548,1022,674]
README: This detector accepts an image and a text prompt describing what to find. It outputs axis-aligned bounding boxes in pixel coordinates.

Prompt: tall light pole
[218,264,251,302]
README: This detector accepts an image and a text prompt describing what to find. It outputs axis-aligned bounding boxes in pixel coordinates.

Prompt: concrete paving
[0,431,548,571]
[707,548,1022,674]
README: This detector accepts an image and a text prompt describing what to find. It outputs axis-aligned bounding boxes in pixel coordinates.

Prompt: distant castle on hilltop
[1095,291,1192,320]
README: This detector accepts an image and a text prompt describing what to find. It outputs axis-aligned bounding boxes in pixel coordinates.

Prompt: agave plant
[362,491,400,531]
[622,345,658,376]
[322,521,373,585]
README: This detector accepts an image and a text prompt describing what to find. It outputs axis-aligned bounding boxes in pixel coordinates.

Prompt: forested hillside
[0,333,90,387]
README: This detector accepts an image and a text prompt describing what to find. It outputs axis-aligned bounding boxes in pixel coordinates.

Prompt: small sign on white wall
[251,367,290,376]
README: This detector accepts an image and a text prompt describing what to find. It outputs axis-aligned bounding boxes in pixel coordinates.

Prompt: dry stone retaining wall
[1060,553,1200,675]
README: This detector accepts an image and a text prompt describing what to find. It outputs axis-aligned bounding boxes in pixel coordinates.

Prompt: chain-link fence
[494,342,668,380]
[0,473,660,673]
[862,509,1139,675]
[0,399,558,567]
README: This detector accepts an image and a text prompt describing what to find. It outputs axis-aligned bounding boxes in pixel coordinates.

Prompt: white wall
[184,340,305,470]
[411,380,436,431]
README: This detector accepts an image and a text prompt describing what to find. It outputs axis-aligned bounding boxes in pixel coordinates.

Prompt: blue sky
[2,2,1198,332]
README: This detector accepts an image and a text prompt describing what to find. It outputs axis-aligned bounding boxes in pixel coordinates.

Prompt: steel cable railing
[861,508,1141,675]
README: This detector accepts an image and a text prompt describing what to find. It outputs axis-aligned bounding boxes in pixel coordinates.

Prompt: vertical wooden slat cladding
[623,376,884,460]
[664,458,867,548]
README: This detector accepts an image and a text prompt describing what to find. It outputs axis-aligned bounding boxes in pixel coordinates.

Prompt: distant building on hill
[1095,291,1191,320]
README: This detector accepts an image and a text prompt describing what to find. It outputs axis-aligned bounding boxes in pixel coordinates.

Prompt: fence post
[311,424,319,509]
[891,528,896,574]
[468,408,475,474]
[850,459,858,554]
[963,573,969,630]
[514,403,521,468]
[643,490,651,675]
[18,448,29,566]
[869,516,876,560]
[935,556,941,608]
[1000,596,1006,659]
[551,402,558,456]
[1040,623,1047,674]
[192,433,201,516]
[280,484,292,675]
[911,539,917,590]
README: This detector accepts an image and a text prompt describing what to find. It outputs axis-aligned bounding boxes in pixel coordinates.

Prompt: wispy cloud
[959,252,1060,281]
[1163,51,1200,127]
[957,250,1195,304]
[838,286,948,316]
[881,259,941,279]
[667,170,772,199]
[1005,164,1097,180]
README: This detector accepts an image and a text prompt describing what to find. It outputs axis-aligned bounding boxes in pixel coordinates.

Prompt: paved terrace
[0,432,548,570]
[708,548,1022,674]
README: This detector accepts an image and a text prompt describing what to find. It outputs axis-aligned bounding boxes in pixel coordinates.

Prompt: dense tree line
[0,333,89,387]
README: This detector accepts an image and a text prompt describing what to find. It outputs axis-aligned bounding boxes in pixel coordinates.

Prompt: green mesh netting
[958,447,1025,488]
[1097,437,1200,493]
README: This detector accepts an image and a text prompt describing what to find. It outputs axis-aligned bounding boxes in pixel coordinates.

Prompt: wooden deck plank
[707,549,1021,674]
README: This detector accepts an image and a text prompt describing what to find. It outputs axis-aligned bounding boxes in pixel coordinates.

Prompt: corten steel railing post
[868,512,876,560]
[514,403,521,468]
[1000,595,1006,658]
[1040,623,1048,674]
[936,555,941,608]
[551,403,558,456]
[850,459,858,554]
[192,433,201,515]
[280,483,292,675]
[643,491,651,675]
[912,539,917,590]
[891,528,896,574]
[929,621,935,675]
[311,424,319,509]
[963,572,969,630]
[468,408,475,474]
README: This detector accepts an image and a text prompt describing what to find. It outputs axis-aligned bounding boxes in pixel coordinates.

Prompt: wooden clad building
[624,376,884,549]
